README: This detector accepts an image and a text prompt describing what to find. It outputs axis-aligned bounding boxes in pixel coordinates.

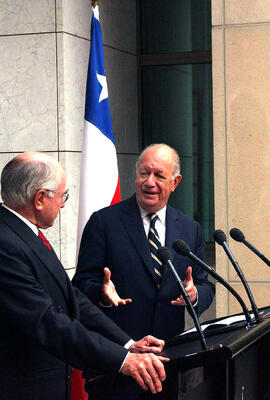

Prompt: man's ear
[172,174,182,192]
[34,189,46,210]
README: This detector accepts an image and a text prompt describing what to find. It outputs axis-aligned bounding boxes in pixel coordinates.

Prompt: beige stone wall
[212,0,270,317]
[0,0,138,277]
[0,0,93,277]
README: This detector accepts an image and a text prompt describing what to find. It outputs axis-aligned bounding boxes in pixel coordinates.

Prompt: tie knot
[148,213,158,226]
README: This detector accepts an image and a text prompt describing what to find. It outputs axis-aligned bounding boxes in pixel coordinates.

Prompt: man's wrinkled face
[36,174,67,229]
[135,147,181,213]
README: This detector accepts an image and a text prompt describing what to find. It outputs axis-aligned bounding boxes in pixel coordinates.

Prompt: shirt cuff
[119,340,135,372]
[119,351,130,372]
[124,339,134,349]
[99,301,112,308]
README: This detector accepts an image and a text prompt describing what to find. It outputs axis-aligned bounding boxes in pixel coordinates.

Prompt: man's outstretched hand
[171,266,197,306]
[100,267,132,306]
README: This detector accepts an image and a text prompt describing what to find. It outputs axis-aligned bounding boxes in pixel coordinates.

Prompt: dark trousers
[0,366,71,400]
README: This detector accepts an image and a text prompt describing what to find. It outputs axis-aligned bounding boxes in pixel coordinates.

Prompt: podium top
[162,306,270,369]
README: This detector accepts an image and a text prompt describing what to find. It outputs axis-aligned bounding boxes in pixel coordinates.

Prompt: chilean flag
[72,6,121,400]
[76,5,121,248]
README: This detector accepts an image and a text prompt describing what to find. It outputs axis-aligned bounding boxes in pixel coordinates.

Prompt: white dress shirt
[138,204,167,245]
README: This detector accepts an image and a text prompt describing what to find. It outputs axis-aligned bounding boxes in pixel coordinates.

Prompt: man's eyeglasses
[45,189,69,203]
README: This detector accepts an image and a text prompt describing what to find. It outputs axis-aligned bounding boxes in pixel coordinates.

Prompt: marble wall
[0,0,138,276]
[212,0,270,316]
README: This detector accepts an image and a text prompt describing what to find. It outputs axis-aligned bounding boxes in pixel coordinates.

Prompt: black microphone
[230,227,270,267]
[213,229,261,323]
[173,239,252,325]
[157,247,208,351]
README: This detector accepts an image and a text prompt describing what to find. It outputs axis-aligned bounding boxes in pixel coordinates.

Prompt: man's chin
[141,201,159,213]
[41,221,54,229]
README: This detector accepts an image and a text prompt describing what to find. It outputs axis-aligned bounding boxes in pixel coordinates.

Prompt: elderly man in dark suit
[73,143,215,400]
[0,151,169,400]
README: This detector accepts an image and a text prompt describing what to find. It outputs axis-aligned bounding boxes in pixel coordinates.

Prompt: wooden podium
[162,307,270,400]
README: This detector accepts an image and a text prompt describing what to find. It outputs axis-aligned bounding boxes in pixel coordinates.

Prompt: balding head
[1,152,65,210]
[136,144,180,178]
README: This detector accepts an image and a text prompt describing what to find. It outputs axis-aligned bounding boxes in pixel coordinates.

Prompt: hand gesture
[171,266,197,306]
[100,267,132,306]
[129,335,165,354]
[121,352,169,394]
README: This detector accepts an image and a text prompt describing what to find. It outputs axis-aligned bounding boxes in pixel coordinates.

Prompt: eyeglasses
[45,189,69,203]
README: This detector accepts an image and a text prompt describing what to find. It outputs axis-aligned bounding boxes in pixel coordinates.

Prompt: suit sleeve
[73,211,106,304]
[0,243,128,375]
[73,285,130,345]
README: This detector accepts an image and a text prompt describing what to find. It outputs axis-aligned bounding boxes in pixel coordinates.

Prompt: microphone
[230,227,270,267]
[213,229,261,322]
[173,239,252,325]
[157,247,208,351]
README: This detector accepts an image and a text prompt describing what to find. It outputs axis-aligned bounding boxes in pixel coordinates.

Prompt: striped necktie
[38,229,52,250]
[148,213,162,285]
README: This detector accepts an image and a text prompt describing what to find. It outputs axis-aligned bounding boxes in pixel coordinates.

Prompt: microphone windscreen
[157,247,172,264]
[173,239,191,256]
[213,229,227,245]
[230,228,245,242]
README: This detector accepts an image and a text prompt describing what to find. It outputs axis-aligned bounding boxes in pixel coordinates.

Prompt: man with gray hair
[0,151,169,400]
[73,143,215,399]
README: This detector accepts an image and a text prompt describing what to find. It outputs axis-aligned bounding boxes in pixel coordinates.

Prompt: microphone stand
[173,240,253,327]
[230,227,270,267]
[157,247,208,351]
[243,240,270,266]
[214,230,261,323]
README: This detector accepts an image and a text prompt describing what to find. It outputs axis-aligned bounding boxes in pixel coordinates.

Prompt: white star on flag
[96,73,108,102]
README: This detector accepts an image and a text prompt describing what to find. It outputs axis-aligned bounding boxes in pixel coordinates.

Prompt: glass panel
[142,64,214,241]
[141,0,211,54]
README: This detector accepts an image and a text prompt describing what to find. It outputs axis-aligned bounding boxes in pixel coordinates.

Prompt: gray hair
[1,153,63,209]
[136,143,181,178]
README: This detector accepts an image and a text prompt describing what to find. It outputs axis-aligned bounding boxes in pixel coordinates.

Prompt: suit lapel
[121,196,158,283]
[0,206,69,301]
[160,205,183,283]
[165,206,179,259]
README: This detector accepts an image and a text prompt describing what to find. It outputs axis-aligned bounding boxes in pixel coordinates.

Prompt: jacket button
[58,305,64,312]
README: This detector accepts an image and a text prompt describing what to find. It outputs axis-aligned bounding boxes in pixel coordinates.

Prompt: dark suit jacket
[0,205,130,400]
[73,195,215,341]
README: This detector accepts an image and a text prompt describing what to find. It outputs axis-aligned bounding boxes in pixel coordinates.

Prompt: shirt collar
[137,202,167,226]
[2,204,39,235]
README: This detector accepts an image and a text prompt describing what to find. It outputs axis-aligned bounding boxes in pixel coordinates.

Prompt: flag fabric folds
[72,6,121,400]
[70,369,88,400]
[77,5,121,250]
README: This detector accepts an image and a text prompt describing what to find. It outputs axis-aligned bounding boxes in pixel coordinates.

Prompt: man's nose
[145,174,155,186]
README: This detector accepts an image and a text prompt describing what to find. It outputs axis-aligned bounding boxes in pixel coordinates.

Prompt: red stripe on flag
[110,175,121,205]
[71,369,88,400]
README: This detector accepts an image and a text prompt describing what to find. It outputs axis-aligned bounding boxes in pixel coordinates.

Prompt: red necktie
[38,229,52,251]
